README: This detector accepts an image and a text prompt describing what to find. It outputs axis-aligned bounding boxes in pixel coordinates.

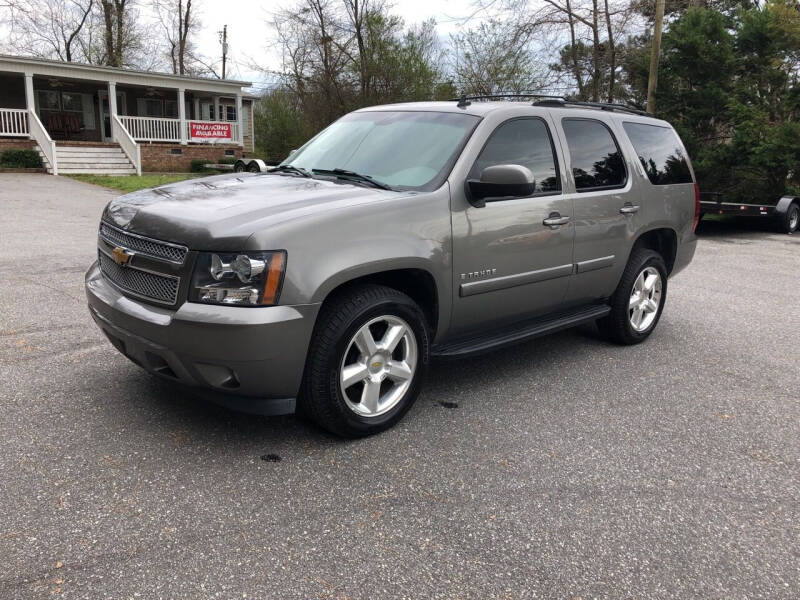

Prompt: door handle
[619,204,640,215]
[543,213,570,227]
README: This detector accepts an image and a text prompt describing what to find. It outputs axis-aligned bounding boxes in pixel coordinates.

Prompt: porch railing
[116,115,241,145]
[0,108,29,137]
[112,114,142,176]
[28,110,57,175]
[119,115,182,142]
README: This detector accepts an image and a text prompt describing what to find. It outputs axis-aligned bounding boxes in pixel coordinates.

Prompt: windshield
[285,111,480,191]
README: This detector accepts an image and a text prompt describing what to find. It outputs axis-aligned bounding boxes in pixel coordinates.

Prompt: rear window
[622,122,693,185]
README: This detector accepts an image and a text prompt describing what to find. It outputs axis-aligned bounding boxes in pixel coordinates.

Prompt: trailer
[699,192,800,233]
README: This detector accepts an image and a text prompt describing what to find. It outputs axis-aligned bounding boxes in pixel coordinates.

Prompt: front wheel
[597,248,668,345]
[300,284,430,437]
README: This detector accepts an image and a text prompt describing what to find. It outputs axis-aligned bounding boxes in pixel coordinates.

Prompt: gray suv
[86,98,698,437]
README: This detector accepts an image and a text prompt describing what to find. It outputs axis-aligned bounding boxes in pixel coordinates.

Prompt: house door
[99,91,126,141]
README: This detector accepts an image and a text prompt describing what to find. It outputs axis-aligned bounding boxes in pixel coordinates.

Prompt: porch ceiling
[0,54,251,96]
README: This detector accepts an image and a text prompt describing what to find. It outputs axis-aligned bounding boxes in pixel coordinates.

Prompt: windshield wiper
[312,168,393,190]
[268,164,312,178]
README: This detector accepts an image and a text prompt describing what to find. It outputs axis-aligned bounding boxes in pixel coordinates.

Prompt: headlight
[190,251,286,306]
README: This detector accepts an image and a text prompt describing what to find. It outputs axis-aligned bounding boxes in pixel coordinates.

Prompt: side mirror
[466,164,536,208]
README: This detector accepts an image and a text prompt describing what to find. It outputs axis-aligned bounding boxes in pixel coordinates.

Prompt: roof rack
[455,93,566,108]
[532,98,651,116]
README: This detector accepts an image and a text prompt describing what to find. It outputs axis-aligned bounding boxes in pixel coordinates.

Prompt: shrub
[218,157,237,165]
[190,159,209,173]
[0,149,43,168]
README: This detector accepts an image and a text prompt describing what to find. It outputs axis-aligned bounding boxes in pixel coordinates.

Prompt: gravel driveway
[1,174,798,599]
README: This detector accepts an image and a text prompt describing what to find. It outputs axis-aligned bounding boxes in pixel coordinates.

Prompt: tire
[597,248,668,345]
[233,160,246,173]
[247,161,261,173]
[299,284,430,437]
[781,202,799,234]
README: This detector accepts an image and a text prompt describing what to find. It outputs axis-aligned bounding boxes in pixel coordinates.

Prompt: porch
[0,55,254,175]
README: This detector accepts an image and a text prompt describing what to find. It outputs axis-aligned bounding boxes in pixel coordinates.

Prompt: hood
[103,172,411,250]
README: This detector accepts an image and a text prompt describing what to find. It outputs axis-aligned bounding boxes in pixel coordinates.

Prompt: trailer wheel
[233,160,247,173]
[782,202,799,234]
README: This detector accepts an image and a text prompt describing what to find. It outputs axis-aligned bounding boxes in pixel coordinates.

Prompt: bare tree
[3,0,94,62]
[154,0,200,75]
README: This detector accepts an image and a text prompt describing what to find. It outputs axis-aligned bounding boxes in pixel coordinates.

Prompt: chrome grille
[99,221,188,264]
[98,251,179,305]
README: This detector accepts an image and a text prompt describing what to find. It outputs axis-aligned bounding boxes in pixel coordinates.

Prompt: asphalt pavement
[1,174,798,599]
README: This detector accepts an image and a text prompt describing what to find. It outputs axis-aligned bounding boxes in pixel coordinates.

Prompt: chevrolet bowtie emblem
[111,246,132,266]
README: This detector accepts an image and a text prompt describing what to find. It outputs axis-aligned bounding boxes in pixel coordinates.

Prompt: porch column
[193,97,200,120]
[178,88,187,145]
[236,93,243,147]
[24,73,35,112]
[108,82,118,116]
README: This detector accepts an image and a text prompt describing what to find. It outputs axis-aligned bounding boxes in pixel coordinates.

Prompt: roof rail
[533,98,651,116]
[454,93,567,105]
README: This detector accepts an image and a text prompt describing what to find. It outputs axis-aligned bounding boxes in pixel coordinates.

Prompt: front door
[98,91,126,141]
[450,116,574,335]
[555,117,641,305]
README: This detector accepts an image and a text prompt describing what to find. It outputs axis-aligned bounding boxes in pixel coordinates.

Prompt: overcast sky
[193,0,483,90]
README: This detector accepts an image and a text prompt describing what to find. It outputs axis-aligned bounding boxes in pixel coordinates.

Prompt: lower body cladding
[85,261,319,415]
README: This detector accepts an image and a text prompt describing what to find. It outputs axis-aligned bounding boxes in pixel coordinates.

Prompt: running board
[432,305,610,359]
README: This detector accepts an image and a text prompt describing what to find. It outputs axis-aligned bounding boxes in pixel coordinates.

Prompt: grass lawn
[65,173,200,193]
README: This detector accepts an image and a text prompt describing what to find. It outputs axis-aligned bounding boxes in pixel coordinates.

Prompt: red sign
[189,121,232,141]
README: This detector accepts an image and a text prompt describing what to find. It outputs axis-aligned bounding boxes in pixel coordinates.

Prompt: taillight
[692,183,700,232]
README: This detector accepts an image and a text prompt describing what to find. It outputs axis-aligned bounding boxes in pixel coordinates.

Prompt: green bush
[0,149,43,168]
[190,159,209,173]
[218,156,237,165]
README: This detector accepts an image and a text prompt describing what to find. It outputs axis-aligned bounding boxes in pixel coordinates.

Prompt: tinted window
[470,118,561,193]
[562,119,626,191]
[622,122,693,185]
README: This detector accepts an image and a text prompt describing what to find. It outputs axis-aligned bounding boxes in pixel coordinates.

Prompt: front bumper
[85,261,320,415]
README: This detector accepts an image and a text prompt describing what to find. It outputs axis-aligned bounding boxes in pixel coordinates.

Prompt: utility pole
[647,0,665,113]
[219,24,228,79]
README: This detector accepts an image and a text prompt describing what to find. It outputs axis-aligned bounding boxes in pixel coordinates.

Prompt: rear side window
[470,118,561,193]
[622,122,693,185]
[562,118,626,191]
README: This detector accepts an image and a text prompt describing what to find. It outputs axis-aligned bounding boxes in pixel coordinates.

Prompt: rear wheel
[782,203,799,233]
[300,284,429,437]
[247,161,261,173]
[597,248,667,345]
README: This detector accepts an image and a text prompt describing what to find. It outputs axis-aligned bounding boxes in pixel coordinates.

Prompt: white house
[0,55,256,175]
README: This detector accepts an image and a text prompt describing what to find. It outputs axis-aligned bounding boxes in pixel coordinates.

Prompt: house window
[35,89,96,130]
[137,98,164,118]
[226,105,237,121]
[165,100,178,119]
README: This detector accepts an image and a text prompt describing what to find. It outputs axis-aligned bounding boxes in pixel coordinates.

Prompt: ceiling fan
[144,87,164,97]
[48,78,76,88]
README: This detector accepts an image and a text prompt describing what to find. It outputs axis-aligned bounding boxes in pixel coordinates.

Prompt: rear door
[449,116,573,335]
[555,116,642,305]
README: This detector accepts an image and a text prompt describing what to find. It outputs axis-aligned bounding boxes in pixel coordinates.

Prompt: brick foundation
[140,143,243,172]
[0,138,36,151]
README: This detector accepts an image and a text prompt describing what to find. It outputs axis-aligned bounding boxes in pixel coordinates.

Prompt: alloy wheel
[339,315,418,417]
[628,266,662,332]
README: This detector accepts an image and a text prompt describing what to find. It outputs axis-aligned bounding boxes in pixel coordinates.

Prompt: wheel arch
[313,264,442,340]
[631,227,678,275]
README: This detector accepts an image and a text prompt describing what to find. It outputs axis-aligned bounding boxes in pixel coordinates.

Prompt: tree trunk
[566,0,585,99]
[603,0,616,102]
[647,0,665,113]
[591,0,601,102]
